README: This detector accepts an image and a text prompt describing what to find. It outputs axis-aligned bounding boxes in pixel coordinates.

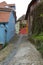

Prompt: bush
[29,34,43,57]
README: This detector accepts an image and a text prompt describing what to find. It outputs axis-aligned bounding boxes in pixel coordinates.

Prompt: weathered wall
[15,22,20,34]
[32,2,43,34]
[0,24,5,45]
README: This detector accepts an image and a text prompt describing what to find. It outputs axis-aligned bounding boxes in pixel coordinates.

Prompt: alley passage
[0,34,43,65]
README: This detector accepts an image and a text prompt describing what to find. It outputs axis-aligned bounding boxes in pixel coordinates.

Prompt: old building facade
[25,0,43,36]
[0,1,16,48]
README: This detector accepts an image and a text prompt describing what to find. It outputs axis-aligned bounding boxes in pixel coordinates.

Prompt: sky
[0,0,31,19]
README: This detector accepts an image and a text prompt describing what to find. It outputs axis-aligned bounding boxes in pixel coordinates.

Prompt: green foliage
[29,33,43,57]
[32,2,43,34]
[32,35,43,41]
[20,23,26,28]
[32,34,43,57]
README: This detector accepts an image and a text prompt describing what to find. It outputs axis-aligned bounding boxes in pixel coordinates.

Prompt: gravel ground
[0,34,43,65]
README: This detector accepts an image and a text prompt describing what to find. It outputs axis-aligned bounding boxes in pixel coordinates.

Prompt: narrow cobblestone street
[0,0,43,65]
[0,34,43,65]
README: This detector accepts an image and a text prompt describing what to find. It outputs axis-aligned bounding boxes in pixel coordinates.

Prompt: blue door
[5,28,7,43]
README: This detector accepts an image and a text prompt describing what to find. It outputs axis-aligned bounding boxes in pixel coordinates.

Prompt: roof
[0,1,7,8]
[0,11,10,23]
[25,0,37,19]
[8,4,15,7]
[0,1,16,23]
[0,1,15,8]
[0,8,12,12]
[18,15,25,21]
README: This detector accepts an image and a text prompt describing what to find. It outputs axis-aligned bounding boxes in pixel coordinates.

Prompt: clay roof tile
[0,11,10,23]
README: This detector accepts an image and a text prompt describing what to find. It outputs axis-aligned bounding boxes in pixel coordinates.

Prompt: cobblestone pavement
[0,34,19,62]
[0,34,43,65]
